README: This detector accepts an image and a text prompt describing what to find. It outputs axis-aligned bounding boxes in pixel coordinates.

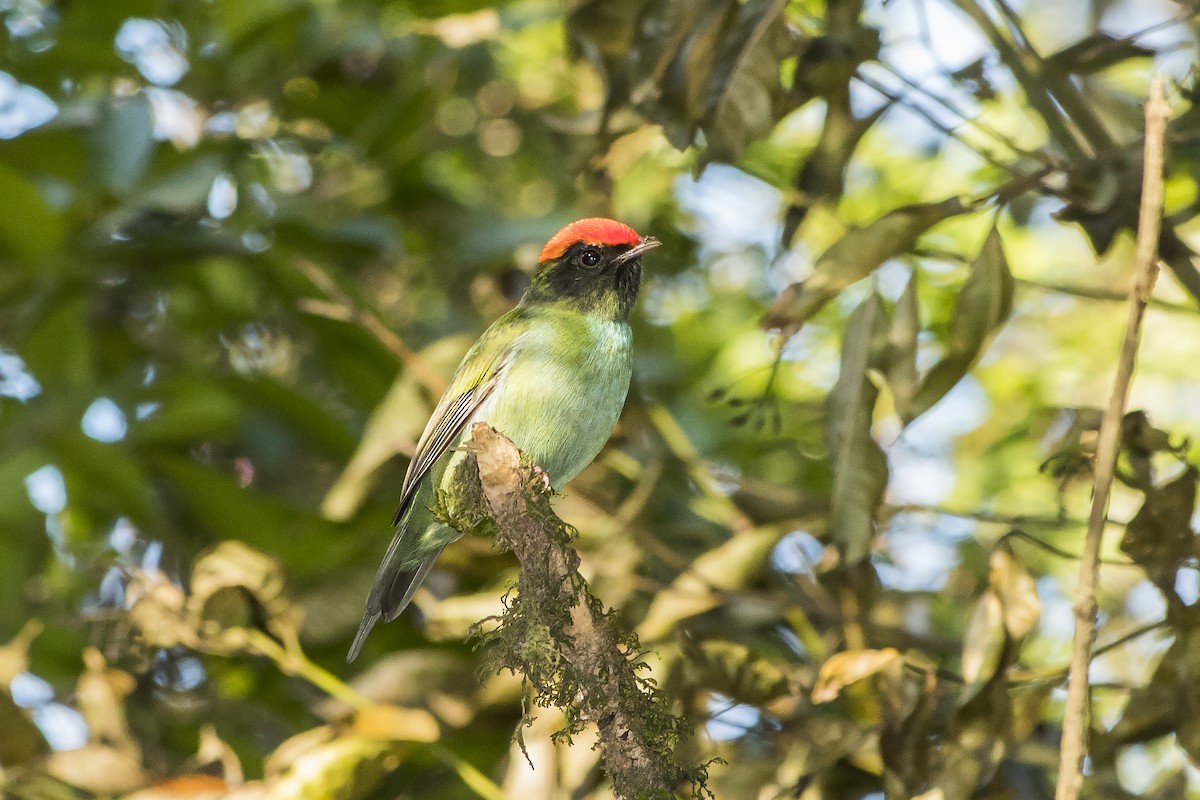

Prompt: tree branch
[460,423,706,800]
[1055,76,1169,800]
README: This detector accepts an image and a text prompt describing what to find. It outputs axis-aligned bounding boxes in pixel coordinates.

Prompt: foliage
[2,0,1200,798]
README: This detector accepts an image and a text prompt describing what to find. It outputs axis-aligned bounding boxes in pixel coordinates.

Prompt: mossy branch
[454,423,707,800]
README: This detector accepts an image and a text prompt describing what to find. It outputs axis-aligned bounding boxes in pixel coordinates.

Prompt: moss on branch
[450,423,708,799]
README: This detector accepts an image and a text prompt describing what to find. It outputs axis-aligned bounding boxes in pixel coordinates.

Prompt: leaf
[784,101,886,242]
[322,335,471,522]
[988,538,1041,640]
[1104,617,1200,761]
[637,529,780,641]
[0,619,42,687]
[0,623,48,767]
[567,0,650,63]
[959,590,1004,704]
[351,704,441,743]
[1119,410,1180,490]
[125,568,194,650]
[0,163,67,265]
[0,684,48,767]
[263,726,403,800]
[811,648,901,703]
[1120,466,1199,593]
[824,294,889,565]
[681,0,739,125]
[885,271,920,422]
[764,197,966,333]
[700,0,796,166]
[91,92,156,195]
[908,226,1012,422]
[188,540,300,648]
[1047,32,1155,74]
[631,0,735,150]
[76,648,139,758]
[939,677,1010,799]
[45,743,149,794]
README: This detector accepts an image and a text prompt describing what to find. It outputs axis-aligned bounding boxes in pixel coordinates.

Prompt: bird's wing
[390,310,527,526]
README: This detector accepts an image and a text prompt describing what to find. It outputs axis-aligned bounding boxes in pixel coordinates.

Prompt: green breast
[471,310,632,486]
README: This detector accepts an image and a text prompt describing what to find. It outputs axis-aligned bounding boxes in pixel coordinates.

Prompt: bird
[348,218,660,662]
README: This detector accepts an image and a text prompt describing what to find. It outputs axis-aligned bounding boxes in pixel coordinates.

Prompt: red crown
[539,218,641,262]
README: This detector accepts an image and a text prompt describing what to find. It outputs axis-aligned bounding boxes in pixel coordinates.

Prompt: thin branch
[1012,620,1171,686]
[1055,76,1168,800]
[950,0,1091,162]
[1016,277,1200,316]
[883,502,1089,529]
[245,629,374,710]
[853,72,1018,172]
[1009,529,1136,567]
[873,60,1050,166]
[988,0,1117,153]
[294,259,448,394]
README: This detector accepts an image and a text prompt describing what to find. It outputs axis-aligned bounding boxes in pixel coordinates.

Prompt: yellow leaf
[811,648,902,704]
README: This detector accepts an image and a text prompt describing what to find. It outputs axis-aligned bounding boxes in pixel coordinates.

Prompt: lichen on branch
[449,423,708,800]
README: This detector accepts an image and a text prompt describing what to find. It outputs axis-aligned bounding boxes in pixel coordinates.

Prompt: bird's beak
[614,235,661,266]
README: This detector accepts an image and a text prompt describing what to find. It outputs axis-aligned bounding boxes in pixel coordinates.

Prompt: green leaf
[824,293,889,565]
[764,197,966,333]
[700,0,796,166]
[566,0,650,65]
[631,0,734,150]
[908,226,1012,422]
[885,271,920,422]
[90,93,156,195]
[0,164,67,266]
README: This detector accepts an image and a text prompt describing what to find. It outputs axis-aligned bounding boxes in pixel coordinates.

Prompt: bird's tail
[346,546,445,662]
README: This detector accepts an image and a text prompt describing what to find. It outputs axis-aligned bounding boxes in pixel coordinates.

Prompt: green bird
[348,218,660,661]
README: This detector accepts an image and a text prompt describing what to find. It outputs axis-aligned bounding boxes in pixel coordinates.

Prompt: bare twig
[463,424,703,799]
[1016,277,1200,316]
[294,259,448,394]
[950,0,1091,162]
[1055,77,1169,800]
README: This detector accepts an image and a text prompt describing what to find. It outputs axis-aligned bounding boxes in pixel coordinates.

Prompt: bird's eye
[579,248,602,267]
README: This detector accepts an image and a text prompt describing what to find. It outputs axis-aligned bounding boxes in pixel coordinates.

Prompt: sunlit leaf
[959,590,1004,704]
[765,197,966,333]
[44,743,149,794]
[188,540,300,648]
[637,529,779,641]
[824,293,889,564]
[811,647,901,704]
[90,92,156,195]
[885,270,920,422]
[75,649,138,757]
[987,538,1041,640]
[908,226,1012,422]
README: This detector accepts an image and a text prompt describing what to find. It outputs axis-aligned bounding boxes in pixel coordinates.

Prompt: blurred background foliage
[2,0,1200,797]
